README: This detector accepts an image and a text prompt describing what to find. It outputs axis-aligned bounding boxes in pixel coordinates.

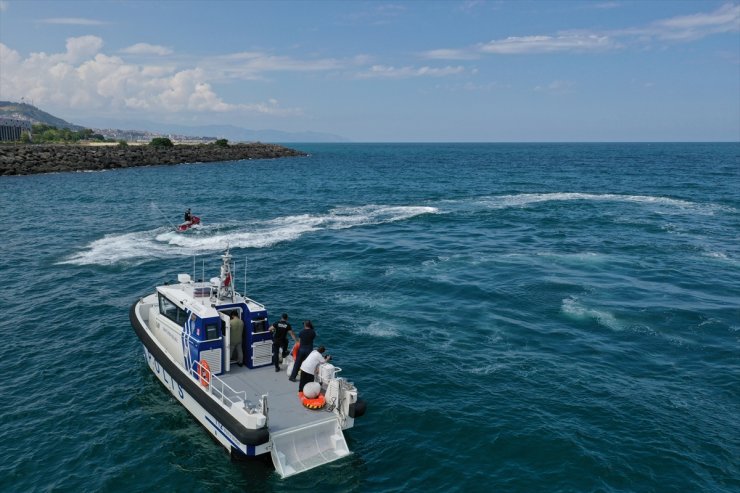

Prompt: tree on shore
[29,123,107,143]
[214,138,229,148]
[149,137,174,148]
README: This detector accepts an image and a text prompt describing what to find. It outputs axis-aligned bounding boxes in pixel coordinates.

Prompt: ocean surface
[1,143,738,492]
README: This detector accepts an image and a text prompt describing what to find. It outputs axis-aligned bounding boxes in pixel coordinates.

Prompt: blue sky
[1,1,738,141]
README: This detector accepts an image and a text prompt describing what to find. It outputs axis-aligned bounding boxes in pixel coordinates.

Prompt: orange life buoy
[291,342,300,360]
[298,391,326,410]
[199,359,211,387]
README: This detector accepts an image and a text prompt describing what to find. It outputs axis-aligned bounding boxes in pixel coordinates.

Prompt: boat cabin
[152,271,273,378]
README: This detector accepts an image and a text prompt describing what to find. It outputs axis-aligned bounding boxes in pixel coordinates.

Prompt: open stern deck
[220,365,337,433]
[220,365,350,477]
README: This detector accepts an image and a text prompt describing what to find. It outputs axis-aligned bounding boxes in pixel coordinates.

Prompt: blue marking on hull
[204,414,248,454]
[145,346,241,451]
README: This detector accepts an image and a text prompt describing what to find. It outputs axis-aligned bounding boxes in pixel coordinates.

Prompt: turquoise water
[1,143,738,492]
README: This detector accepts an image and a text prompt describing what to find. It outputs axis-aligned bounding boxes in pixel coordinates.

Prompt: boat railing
[185,333,221,345]
[318,363,342,386]
[192,360,261,413]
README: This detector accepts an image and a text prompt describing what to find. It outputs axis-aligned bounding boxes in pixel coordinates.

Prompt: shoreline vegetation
[0,142,307,176]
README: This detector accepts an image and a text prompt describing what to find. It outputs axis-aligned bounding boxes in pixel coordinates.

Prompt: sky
[0,0,738,142]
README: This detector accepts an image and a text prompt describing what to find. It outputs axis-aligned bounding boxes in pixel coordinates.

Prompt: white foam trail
[561,296,624,331]
[701,250,738,266]
[536,251,608,264]
[61,204,438,266]
[59,228,191,266]
[478,192,729,213]
[356,321,400,338]
[322,205,439,229]
[467,364,503,375]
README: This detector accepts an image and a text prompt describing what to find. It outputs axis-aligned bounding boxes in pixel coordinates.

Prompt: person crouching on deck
[298,345,331,393]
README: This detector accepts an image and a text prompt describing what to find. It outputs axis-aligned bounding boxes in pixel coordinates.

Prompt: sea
[1,143,738,493]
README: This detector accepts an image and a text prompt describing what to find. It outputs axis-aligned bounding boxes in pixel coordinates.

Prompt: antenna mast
[219,247,235,301]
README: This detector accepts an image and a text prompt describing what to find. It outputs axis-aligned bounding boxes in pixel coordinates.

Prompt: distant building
[0,117,32,141]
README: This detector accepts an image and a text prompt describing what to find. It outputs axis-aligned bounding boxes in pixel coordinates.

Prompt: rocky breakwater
[0,143,307,176]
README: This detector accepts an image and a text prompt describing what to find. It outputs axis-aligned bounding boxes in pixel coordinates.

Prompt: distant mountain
[0,101,84,130]
[80,117,350,143]
[0,101,349,142]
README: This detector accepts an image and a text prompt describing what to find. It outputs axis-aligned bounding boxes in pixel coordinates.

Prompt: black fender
[349,398,367,419]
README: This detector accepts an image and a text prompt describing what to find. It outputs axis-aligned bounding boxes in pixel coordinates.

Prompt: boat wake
[474,192,733,214]
[561,296,625,331]
[61,204,438,266]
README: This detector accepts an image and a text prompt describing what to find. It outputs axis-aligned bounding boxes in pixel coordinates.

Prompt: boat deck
[219,365,336,434]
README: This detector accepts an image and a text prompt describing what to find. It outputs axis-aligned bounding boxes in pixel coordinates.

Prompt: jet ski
[177,216,200,232]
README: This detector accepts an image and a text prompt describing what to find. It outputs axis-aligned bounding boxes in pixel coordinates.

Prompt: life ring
[199,359,211,387]
[291,342,300,360]
[298,391,326,410]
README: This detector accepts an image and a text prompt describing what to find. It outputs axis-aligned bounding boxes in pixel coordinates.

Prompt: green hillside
[0,101,83,130]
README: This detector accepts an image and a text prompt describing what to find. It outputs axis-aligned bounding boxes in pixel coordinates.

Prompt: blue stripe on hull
[205,414,248,453]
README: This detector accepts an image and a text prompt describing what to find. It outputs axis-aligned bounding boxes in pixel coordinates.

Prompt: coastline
[0,142,307,176]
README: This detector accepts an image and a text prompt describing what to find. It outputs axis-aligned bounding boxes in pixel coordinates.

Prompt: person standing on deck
[289,320,316,382]
[229,311,244,367]
[270,313,297,372]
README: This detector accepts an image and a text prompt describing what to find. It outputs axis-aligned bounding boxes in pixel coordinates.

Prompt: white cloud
[657,3,739,29]
[638,3,740,41]
[435,81,509,92]
[39,17,106,26]
[424,33,618,59]
[0,37,296,117]
[341,3,407,26]
[65,35,104,63]
[241,99,300,116]
[191,51,348,84]
[141,65,175,77]
[120,43,173,56]
[421,3,739,59]
[356,64,466,79]
[352,54,374,65]
[0,43,20,65]
[479,34,616,54]
[215,51,341,74]
[585,2,621,9]
[534,80,575,94]
[460,0,486,12]
[422,48,479,60]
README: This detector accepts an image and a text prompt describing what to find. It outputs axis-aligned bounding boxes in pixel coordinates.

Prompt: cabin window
[158,293,188,325]
[252,318,267,334]
[205,322,220,340]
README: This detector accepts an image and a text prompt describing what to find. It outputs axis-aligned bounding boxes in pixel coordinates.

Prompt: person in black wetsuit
[270,313,297,372]
[289,320,316,382]
[184,208,192,223]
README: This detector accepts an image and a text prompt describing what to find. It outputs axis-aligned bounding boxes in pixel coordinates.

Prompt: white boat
[129,249,366,478]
